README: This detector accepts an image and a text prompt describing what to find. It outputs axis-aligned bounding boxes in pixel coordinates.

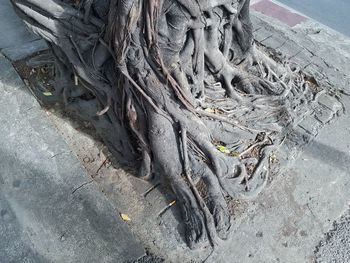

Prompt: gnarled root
[11,0,321,249]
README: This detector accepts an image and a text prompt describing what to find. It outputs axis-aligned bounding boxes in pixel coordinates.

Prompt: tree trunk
[11,0,317,248]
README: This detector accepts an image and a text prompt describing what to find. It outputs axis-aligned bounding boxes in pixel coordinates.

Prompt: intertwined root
[147,105,276,247]
[11,0,320,249]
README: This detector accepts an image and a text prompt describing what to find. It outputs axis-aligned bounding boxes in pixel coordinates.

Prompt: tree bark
[11,0,317,248]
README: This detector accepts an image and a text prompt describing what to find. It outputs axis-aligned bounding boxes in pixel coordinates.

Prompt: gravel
[315,209,350,263]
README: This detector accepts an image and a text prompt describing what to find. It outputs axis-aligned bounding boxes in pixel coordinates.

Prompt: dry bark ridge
[11,0,320,249]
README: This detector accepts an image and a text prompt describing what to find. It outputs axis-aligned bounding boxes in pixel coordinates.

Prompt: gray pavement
[0,0,47,61]
[276,0,350,37]
[0,0,38,48]
[211,9,350,263]
[0,1,145,262]
[315,210,350,262]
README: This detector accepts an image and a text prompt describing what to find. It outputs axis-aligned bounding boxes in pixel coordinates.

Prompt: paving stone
[316,48,350,73]
[2,39,48,61]
[298,115,322,136]
[294,38,318,54]
[0,0,38,49]
[279,126,311,162]
[318,94,343,113]
[305,54,328,69]
[254,26,274,43]
[250,13,262,30]
[314,105,337,124]
[304,63,327,81]
[0,55,17,80]
[0,55,25,92]
[276,40,301,59]
[289,49,313,69]
[260,33,287,49]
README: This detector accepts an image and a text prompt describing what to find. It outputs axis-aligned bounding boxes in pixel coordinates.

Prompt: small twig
[279,135,287,146]
[74,75,79,86]
[51,151,70,158]
[181,126,191,177]
[187,138,208,161]
[95,158,108,175]
[72,180,94,194]
[158,200,176,217]
[197,109,263,133]
[143,182,160,197]
[239,138,269,157]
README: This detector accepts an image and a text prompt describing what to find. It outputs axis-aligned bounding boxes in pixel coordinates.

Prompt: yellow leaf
[120,213,131,221]
[204,108,215,113]
[217,145,230,154]
[43,91,53,96]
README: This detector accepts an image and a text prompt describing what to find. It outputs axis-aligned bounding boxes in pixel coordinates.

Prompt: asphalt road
[276,0,350,37]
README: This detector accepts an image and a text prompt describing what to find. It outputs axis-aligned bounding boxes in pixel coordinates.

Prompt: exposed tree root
[11,0,321,249]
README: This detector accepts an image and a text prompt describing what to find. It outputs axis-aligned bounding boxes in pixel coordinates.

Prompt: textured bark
[11,0,318,248]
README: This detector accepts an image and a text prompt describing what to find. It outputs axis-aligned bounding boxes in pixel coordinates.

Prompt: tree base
[12,0,323,249]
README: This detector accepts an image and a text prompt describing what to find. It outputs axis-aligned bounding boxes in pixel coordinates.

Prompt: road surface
[277,0,350,37]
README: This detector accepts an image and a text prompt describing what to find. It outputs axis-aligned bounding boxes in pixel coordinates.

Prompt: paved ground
[0,1,145,262]
[315,211,350,262]
[0,0,47,60]
[249,3,350,262]
[276,0,350,37]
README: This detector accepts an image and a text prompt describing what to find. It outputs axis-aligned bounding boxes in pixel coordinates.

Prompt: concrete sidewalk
[211,2,350,262]
[0,1,145,262]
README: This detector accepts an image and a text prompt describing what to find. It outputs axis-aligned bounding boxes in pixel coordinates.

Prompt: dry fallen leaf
[205,108,215,113]
[120,213,131,221]
[43,91,53,96]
